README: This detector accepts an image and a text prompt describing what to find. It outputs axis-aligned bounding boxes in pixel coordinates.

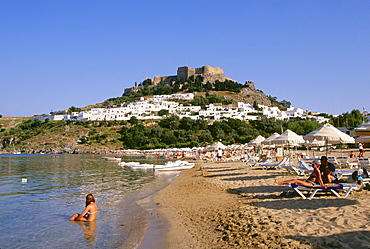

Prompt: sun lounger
[301,156,320,161]
[261,157,289,170]
[287,183,358,199]
[337,156,358,169]
[298,158,354,181]
[284,165,309,176]
[358,158,370,168]
[335,169,355,180]
[246,157,270,167]
[297,158,314,173]
[327,156,338,165]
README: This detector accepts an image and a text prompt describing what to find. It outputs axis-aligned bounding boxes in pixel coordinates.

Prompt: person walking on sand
[358,142,365,158]
[69,194,98,221]
[275,163,327,188]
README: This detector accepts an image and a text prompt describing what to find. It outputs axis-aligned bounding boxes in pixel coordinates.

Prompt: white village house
[35,93,330,123]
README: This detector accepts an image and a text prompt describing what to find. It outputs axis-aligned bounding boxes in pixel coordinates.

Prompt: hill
[0,65,303,153]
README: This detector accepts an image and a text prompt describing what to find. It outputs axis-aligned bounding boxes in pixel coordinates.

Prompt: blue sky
[1,1,369,117]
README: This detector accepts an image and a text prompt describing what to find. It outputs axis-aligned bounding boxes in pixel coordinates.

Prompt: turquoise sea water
[0,154,177,249]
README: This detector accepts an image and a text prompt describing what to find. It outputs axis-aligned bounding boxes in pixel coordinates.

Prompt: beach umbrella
[271,130,305,161]
[261,133,280,146]
[350,121,370,137]
[271,130,305,146]
[304,123,355,156]
[303,139,327,157]
[304,139,327,147]
[248,135,266,146]
[205,141,226,151]
[304,123,355,144]
[355,136,370,143]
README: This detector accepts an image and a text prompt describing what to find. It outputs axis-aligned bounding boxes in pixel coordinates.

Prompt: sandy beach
[154,152,370,248]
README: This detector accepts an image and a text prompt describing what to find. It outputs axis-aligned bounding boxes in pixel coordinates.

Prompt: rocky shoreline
[1,148,136,155]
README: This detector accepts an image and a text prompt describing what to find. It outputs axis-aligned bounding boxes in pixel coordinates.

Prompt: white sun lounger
[287,183,358,199]
[337,156,358,169]
[283,165,308,176]
[246,157,270,167]
[261,157,289,170]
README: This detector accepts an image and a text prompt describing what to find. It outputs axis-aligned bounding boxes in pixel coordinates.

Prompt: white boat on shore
[118,161,154,168]
[118,160,195,171]
[154,160,195,171]
[102,157,122,162]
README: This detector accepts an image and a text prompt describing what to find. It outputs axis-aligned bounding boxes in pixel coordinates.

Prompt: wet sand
[154,153,370,248]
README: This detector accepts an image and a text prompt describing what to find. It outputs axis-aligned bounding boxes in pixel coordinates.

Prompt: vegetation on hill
[0,75,366,152]
[0,108,365,152]
[83,78,290,111]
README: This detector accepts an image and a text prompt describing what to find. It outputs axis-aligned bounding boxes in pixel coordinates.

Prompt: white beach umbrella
[271,130,305,146]
[303,139,327,147]
[304,123,355,144]
[248,135,266,146]
[303,139,327,157]
[304,123,355,156]
[350,121,370,137]
[261,133,280,145]
[271,130,304,160]
[355,136,370,143]
[205,141,226,151]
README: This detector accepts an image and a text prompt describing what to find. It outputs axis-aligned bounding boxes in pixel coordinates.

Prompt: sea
[0,154,180,249]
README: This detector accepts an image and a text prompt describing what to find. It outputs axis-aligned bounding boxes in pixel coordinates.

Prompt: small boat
[102,157,122,162]
[154,160,195,171]
[118,161,153,167]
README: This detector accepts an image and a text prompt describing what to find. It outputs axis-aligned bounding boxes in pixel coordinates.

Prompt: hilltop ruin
[124,65,235,94]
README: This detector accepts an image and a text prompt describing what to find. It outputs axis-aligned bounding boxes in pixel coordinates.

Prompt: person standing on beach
[69,194,98,221]
[217,148,223,162]
[358,142,365,157]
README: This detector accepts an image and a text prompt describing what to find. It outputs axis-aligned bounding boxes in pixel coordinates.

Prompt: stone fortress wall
[125,65,234,94]
[153,65,232,85]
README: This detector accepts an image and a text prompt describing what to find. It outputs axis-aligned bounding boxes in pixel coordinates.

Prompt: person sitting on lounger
[319,156,335,184]
[275,163,327,188]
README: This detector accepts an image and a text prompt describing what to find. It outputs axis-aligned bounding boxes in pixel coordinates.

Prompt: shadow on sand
[254,198,359,210]
[288,230,370,249]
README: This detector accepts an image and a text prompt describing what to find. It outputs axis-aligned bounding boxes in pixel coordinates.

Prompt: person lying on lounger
[275,163,327,188]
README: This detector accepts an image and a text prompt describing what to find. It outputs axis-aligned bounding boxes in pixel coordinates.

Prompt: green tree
[199,130,213,144]
[158,109,170,116]
[128,116,139,126]
[179,117,195,130]
[158,115,180,129]
[68,106,81,113]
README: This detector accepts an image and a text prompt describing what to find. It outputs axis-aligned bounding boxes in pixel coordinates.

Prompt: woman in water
[69,194,98,221]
